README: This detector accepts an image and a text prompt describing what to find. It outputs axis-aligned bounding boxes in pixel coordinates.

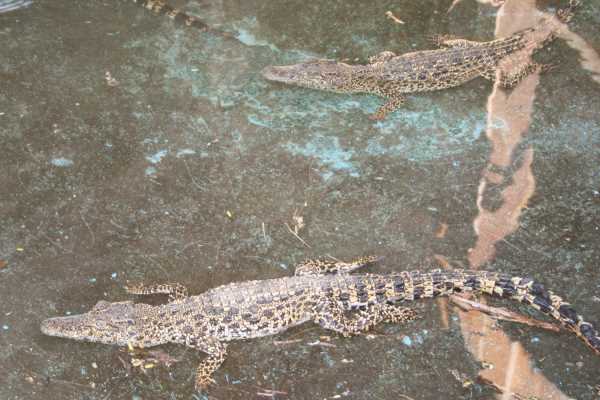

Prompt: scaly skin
[130,0,233,39]
[41,256,600,391]
[262,0,580,120]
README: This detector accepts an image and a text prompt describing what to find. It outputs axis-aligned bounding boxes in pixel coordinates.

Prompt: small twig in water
[476,375,535,399]
[256,388,288,398]
[398,395,417,400]
[385,11,405,24]
[180,240,206,254]
[450,294,561,332]
[307,340,337,348]
[284,223,311,248]
[183,159,206,191]
[80,211,95,246]
[273,339,303,346]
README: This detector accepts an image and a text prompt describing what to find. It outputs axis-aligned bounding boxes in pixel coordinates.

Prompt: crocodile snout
[261,65,296,82]
[41,316,78,336]
[40,318,52,335]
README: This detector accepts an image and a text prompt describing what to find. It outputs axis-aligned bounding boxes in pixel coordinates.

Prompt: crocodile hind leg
[481,62,556,88]
[295,255,381,276]
[314,302,417,337]
[370,95,406,121]
[193,338,228,390]
[125,282,189,301]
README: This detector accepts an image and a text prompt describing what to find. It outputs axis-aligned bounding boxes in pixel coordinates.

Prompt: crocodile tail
[375,270,599,354]
[441,270,600,355]
[557,0,581,23]
[131,0,232,38]
[496,272,600,354]
[491,0,581,55]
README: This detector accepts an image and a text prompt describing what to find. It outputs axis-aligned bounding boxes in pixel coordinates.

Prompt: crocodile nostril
[40,319,51,334]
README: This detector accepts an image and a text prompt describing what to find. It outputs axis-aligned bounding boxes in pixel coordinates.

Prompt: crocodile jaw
[40,314,120,344]
[261,65,300,83]
[41,300,142,346]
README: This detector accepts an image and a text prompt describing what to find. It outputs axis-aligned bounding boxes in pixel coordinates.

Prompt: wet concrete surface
[1,0,599,399]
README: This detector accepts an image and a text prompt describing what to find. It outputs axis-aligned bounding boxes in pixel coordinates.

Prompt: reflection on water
[561,29,600,85]
[456,0,587,398]
[460,310,572,400]
[447,0,506,14]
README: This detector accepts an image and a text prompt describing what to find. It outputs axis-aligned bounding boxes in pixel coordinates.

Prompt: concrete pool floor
[1,0,599,398]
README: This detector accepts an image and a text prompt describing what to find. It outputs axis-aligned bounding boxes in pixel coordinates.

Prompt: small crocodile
[262,1,580,120]
[130,0,233,39]
[41,256,600,390]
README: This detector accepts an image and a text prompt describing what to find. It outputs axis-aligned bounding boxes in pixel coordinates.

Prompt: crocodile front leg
[125,282,189,301]
[295,255,381,276]
[314,302,417,336]
[193,338,228,390]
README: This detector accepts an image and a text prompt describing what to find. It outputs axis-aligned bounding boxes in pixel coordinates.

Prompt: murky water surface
[1,1,599,399]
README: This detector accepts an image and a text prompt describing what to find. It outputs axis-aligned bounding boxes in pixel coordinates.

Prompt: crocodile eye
[95,320,107,329]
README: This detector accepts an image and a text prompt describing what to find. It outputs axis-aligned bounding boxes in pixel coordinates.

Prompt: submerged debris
[125,345,180,373]
[450,369,474,388]
[104,71,119,87]
[477,376,542,399]
[385,11,405,24]
[450,294,561,332]
[285,207,310,248]
[256,388,288,398]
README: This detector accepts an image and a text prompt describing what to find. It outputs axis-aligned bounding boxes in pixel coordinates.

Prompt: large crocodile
[262,0,580,120]
[41,256,599,391]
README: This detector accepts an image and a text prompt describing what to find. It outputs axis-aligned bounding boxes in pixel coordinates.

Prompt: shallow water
[1,1,599,399]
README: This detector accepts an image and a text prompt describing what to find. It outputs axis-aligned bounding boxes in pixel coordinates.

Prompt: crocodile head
[41,300,142,346]
[262,59,354,92]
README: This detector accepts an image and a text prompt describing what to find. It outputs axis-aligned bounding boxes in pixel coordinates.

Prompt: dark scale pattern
[41,253,599,390]
[559,304,579,325]
[495,277,517,298]
[533,295,553,313]
[262,0,580,120]
[130,0,234,40]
